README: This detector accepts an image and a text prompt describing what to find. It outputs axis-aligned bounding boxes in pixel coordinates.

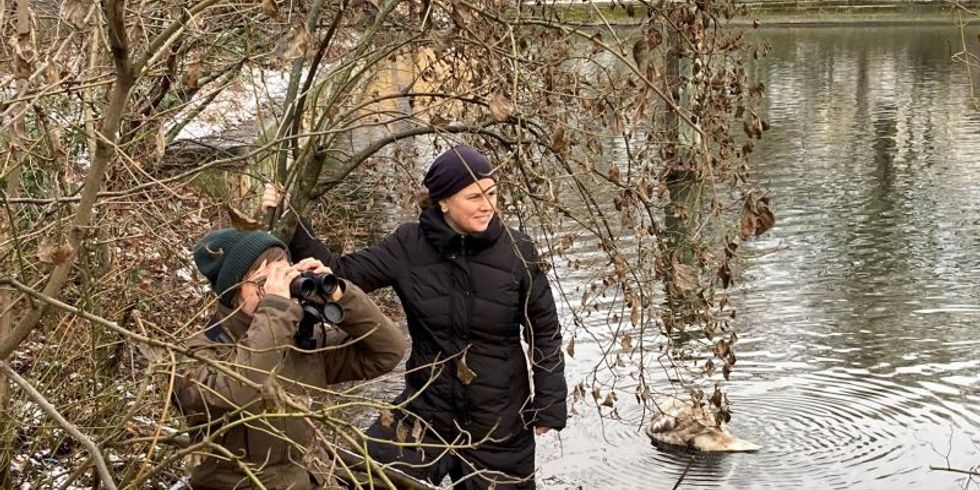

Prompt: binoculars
[289,272,344,350]
[290,271,340,300]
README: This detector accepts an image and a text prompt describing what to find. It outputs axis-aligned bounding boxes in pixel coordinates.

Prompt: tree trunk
[662,25,702,332]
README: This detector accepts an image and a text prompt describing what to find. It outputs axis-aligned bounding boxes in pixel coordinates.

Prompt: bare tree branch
[0,362,119,490]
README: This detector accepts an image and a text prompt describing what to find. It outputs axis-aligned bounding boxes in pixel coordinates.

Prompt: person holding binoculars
[173,228,407,489]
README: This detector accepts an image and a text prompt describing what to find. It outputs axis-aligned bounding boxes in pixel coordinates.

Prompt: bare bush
[0,0,769,486]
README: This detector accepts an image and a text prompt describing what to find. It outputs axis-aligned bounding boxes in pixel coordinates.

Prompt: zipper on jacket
[458,234,471,424]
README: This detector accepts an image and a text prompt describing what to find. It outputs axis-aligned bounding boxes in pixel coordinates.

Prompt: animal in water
[646,397,761,452]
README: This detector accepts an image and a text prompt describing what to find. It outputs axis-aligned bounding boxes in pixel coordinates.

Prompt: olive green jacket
[175,281,407,489]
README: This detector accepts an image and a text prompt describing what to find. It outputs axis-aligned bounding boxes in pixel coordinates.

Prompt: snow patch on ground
[172,67,297,141]
[15,400,44,426]
[14,451,88,490]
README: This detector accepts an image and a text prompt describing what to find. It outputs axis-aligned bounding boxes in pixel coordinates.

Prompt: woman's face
[440,178,498,234]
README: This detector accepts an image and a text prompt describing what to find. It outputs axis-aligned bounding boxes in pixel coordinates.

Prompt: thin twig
[0,362,119,490]
[930,466,980,477]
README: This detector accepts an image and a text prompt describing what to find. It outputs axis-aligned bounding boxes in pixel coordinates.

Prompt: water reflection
[537,25,980,489]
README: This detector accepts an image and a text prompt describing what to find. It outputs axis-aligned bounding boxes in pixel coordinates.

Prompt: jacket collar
[206,302,253,342]
[419,207,502,256]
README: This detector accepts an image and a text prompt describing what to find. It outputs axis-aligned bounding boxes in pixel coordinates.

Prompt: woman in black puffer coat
[276,145,567,489]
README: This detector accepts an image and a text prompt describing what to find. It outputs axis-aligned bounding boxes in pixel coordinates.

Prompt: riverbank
[544,1,980,26]
[742,1,975,26]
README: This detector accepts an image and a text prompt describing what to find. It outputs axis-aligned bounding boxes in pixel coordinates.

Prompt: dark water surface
[535,26,980,489]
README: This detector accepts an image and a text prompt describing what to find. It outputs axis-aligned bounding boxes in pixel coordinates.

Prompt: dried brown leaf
[153,123,167,162]
[9,117,27,150]
[648,30,663,51]
[429,113,448,128]
[37,243,75,264]
[12,37,34,79]
[226,204,264,231]
[488,91,513,122]
[566,336,575,358]
[601,392,617,407]
[608,166,620,185]
[44,62,61,85]
[379,409,394,428]
[261,0,279,19]
[456,353,477,385]
[451,4,472,27]
[183,59,201,90]
[620,332,633,351]
[673,261,699,292]
[283,27,310,60]
[411,418,423,442]
[395,420,407,443]
[740,195,775,239]
[632,38,649,68]
[739,211,756,240]
[756,206,775,235]
[718,262,733,289]
[710,385,723,408]
[610,109,624,134]
[551,126,567,154]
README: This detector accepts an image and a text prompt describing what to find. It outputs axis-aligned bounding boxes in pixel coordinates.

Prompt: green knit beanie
[192,228,287,306]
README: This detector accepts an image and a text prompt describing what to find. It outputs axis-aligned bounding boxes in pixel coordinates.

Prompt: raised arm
[289,217,405,293]
[175,296,302,419]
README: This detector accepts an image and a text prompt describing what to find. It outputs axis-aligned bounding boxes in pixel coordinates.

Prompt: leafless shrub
[0,0,769,486]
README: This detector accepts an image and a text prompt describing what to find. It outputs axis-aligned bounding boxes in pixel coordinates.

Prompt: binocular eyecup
[289,272,340,300]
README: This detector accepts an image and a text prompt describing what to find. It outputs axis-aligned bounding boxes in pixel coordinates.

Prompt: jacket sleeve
[289,217,404,293]
[320,281,408,384]
[520,241,568,431]
[175,296,302,420]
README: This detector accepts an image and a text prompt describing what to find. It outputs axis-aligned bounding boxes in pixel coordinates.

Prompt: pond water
[535,25,980,489]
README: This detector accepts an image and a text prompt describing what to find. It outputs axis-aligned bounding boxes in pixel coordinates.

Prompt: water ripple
[538,25,980,489]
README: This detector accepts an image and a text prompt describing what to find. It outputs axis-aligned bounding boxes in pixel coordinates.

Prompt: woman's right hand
[262,183,284,211]
[263,261,300,299]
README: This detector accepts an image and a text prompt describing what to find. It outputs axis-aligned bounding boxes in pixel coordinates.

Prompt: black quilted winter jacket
[289,207,567,437]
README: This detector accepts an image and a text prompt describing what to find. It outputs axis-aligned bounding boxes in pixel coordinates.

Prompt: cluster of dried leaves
[1,0,771,486]
[484,3,774,422]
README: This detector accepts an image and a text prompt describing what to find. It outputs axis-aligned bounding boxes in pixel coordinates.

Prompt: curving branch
[0,362,119,490]
[309,122,511,198]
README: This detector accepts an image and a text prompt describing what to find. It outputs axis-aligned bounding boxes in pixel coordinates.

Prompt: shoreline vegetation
[538,0,980,26]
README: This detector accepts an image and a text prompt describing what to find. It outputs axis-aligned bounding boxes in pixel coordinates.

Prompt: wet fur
[646,398,761,452]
